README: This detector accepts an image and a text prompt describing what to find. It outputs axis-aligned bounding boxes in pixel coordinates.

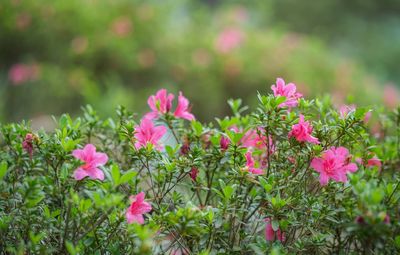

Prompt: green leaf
[111,164,120,185]
[65,241,77,255]
[119,171,137,185]
[0,161,8,180]
[271,220,279,231]
[192,121,203,136]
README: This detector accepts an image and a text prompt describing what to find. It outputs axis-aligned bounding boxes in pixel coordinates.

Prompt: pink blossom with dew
[134,118,167,151]
[264,218,285,242]
[72,144,108,181]
[245,151,264,175]
[288,114,319,144]
[126,192,152,224]
[367,157,382,170]
[271,78,303,108]
[8,63,40,85]
[145,89,174,120]
[189,167,199,181]
[220,135,230,151]
[215,27,244,54]
[339,104,356,119]
[311,146,358,186]
[174,92,195,121]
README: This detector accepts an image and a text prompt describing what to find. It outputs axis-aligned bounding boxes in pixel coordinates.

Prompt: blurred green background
[1,0,399,126]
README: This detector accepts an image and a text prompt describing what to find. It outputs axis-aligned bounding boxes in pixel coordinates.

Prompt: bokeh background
[1,0,399,127]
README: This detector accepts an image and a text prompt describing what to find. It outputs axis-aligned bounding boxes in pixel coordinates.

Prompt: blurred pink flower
[189,167,199,181]
[383,84,399,109]
[126,192,152,224]
[8,63,40,85]
[145,89,175,120]
[22,133,34,157]
[271,78,303,108]
[71,36,88,54]
[339,104,356,119]
[220,135,230,151]
[288,114,319,144]
[367,157,382,170]
[311,147,358,186]
[245,151,264,175]
[174,92,195,121]
[15,12,31,30]
[72,144,108,181]
[264,218,285,242]
[215,27,244,54]
[111,16,132,37]
[134,118,166,151]
[241,128,274,153]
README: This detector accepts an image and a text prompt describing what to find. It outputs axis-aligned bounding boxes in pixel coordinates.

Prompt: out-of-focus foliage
[0,0,391,124]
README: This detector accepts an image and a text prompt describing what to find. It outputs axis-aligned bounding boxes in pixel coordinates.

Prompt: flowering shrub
[0,78,399,254]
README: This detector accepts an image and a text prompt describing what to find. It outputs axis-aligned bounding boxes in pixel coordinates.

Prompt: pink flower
[72,144,108,181]
[271,78,303,108]
[311,147,358,186]
[241,128,274,153]
[264,218,285,242]
[22,133,34,157]
[8,63,40,85]
[145,89,195,121]
[288,114,319,144]
[215,27,244,54]
[145,89,174,120]
[189,167,199,181]
[339,104,356,119]
[126,192,152,224]
[134,118,167,151]
[367,157,382,170]
[111,16,132,37]
[220,135,230,151]
[174,92,195,121]
[245,151,264,175]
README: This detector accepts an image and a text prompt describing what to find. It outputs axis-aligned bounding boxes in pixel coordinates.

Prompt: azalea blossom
[311,146,358,186]
[271,78,303,108]
[189,167,199,181]
[288,114,319,144]
[245,151,264,175]
[145,89,174,119]
[8,63,40,85]
[264,218,285,242]
[174,92,195,120]
[72,144,108,181]
[145,89,195,121]
[215,27,244,54]
[367,157,382,170]
[339,104,356,119]
[126,192,152,224]
[22,133,34,157]
[220,135,230,151]
[134,118,166,151]
[241,128,274,153]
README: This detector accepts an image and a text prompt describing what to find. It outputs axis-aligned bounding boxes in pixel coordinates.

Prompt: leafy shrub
[0,78,399,254]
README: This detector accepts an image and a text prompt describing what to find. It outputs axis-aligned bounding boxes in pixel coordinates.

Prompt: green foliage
[0,88,399,254]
